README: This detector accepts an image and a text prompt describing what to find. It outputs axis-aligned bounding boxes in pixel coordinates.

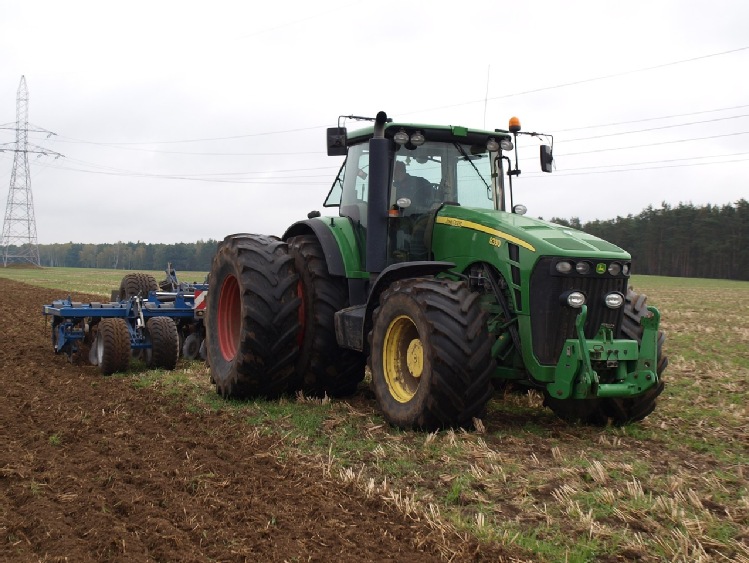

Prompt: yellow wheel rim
[382,315,424,403]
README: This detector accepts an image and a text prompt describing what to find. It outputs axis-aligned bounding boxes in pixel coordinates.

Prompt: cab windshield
[390,141,496,210]
[324,140,499,223]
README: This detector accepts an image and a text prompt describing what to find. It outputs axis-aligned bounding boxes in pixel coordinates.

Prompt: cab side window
[340,144,369,227]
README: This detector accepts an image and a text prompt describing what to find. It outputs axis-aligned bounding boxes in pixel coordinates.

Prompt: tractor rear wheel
[205,234,300,399]
[543,287,667,425]
[95,318,131,375]
[289,235,364,397]
[369,278,494,430]
[146,317,179,370]
[119,273,158,300]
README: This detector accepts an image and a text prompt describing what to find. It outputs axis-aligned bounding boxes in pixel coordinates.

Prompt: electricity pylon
[1,76,61,267]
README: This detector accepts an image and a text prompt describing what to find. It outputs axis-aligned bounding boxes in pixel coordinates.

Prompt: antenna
[1,76,62,267]
[483,65,490,129]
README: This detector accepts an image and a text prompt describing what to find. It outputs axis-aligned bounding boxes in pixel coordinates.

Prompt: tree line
[31,240,219,272]
[4,200,748,280]
[551,199,749,281]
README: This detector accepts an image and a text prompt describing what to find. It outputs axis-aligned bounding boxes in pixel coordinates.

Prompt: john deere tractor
[205,111,667,430]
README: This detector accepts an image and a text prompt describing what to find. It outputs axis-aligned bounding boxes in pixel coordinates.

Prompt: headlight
[622,263,630,276]
[608,262,622,276]
[394,129,409,145]
[604,292,624,308]
[561,291,586,308]
[555,261,573,274]
[513,204,527,215]
[410,131,425,146]
[500,138,514,151]
[575,261,591,275]
[486,138,500,152]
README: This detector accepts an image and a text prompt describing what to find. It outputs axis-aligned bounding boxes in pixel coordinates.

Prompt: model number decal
[442,217,464,227]
[435,216,536,252]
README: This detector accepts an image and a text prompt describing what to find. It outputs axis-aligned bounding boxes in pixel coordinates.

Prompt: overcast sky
[1,1,748,244]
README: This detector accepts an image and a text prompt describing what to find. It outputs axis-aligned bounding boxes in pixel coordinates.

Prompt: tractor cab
[324,116,522,266]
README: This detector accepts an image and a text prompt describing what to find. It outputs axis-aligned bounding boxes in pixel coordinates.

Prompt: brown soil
[0,278,515,562]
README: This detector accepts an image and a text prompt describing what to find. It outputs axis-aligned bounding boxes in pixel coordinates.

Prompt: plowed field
[0,278,513,562]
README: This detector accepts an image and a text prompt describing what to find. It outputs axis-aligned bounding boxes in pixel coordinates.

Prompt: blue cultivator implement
[43,271,208,375]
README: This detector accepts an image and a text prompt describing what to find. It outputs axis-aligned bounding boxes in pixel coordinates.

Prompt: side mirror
[540,145,553,173]
[326,127,347,156]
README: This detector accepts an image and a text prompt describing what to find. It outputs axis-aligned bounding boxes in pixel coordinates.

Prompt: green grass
[0,265,207,298]
[10,267,749,562]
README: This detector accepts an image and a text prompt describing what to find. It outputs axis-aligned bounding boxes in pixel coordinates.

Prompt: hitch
[546,305,660,400]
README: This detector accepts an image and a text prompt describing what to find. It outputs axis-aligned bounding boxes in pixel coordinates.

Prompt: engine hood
[435,206,630,259]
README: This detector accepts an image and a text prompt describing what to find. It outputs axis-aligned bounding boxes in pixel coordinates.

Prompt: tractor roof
[346,122,513,147]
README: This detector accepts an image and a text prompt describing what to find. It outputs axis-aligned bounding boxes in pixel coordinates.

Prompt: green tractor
[205,111,667,430]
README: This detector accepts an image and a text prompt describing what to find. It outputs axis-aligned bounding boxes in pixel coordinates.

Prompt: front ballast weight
[546,304,662,401]
[43,292,194,375]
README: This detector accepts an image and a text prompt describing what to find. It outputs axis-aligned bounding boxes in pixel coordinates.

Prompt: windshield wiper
[454,142,491,194]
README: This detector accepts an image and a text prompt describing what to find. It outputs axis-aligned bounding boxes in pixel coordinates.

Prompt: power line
[50,124,327,146]
[555,131,749,157]
[399,46,749,117]
[525,156,749,178]
[528,151,749,173]
[36,160,334,185]
[560,114,749,142]
[46,154,339,178]
[7,102,747,152]
[555,104,749,132]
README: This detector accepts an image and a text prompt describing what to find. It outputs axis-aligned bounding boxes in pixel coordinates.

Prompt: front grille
[529,257,627,365]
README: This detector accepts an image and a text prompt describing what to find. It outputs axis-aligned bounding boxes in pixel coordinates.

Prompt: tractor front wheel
[602,287,668,424]
[205,234,300,399]
[95,318,131,375]
[369,278,494,430]
[543,287,667,425]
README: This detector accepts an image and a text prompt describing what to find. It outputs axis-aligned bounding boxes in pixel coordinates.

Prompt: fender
[283,219,346,276]
[334,260,455,353]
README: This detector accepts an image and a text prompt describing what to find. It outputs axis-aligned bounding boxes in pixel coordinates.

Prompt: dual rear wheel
[205,234,300,398]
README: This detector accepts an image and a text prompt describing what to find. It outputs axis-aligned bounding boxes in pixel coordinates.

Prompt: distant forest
[35,239,219,273]
[551,199,749,281]
[7,199,749,281]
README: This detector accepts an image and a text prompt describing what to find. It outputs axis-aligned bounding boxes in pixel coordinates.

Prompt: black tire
[96,318,131,375]
[146,317,179,370]
[119,273,158,300]
[182,333,201,360]
[368,278,494,430]
[205,234,300,399]
[543,287,667,425]
[288,235,364,397]
[602,287,667,424]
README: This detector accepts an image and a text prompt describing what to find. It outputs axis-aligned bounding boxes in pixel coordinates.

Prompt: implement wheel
[289,235,364,397]
[369,278,494,430]
[182,333,201,360]
[146,317,179,370]
[119,273,158,300]
[205,234,300,399]
[96,318,131,375]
